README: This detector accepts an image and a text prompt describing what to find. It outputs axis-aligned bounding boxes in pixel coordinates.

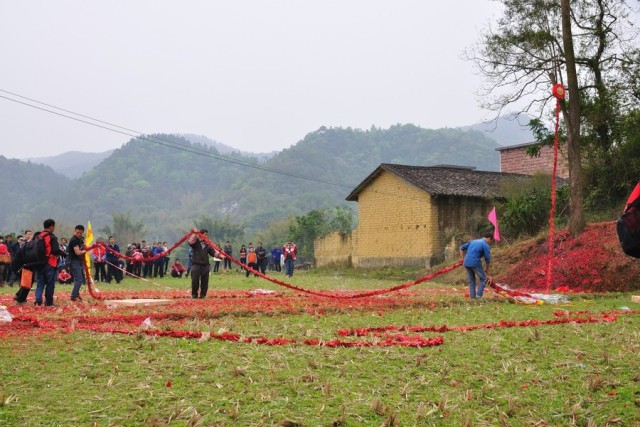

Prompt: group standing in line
[2,219,301,304]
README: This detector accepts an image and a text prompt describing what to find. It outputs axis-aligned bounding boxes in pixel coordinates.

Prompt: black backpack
[617,197,640,258]
[23,231,49,266]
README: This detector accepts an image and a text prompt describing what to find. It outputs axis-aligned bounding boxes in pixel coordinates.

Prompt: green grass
[1,269,639,426]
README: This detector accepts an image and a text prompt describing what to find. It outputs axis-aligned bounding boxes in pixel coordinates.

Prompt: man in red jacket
[283,241,297,278]
[34,219,64,306]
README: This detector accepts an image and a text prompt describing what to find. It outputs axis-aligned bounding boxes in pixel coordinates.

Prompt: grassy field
[1,268,639,426]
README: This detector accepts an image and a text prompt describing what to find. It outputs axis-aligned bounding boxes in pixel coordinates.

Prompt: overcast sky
[0,0,507,159]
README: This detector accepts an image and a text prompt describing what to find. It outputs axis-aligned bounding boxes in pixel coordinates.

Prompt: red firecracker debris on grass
[495,222,640,293]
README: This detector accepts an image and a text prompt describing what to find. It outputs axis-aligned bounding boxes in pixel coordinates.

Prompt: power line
[0,89,439,204]
[0,89,354,189]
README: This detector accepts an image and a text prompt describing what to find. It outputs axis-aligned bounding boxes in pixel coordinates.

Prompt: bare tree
[467,0,640,235]
[561,0,586,235]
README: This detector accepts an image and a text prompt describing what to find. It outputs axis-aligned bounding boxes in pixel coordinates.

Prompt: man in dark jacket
[188,229,217,298]
[105,236,122,283]
[255,242,267,274]
[34,219,64,306]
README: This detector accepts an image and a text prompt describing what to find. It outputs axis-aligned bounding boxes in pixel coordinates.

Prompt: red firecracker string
[81,230,464,301]
[547,85,564,294]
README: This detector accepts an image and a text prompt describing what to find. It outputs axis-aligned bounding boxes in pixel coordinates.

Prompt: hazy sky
[0,0,505,159]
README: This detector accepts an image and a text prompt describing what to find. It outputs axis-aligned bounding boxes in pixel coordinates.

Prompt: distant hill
[461,114,536,146]
[180,134,277,161]
[27,150,114,179]
[0,156,71,230]
[25,135,278,178]
[0,124,505,239]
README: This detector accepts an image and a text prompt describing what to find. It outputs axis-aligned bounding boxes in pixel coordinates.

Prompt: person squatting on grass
[188,229,217,298]
[170,258,187,278]
[58,267,72,284]
[459,232,494,299]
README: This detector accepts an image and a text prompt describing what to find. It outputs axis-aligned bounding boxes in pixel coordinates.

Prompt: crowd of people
[2,219,496,304]
[0,220,299,305]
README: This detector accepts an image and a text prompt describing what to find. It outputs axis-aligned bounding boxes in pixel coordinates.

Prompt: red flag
[625,182,640,211]
[487,207,501,241]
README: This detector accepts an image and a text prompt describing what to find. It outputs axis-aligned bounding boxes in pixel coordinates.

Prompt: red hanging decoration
[551,83,566,99]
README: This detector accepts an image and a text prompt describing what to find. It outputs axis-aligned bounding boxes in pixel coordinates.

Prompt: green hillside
[0,156,72,231]
[0,125,500,238]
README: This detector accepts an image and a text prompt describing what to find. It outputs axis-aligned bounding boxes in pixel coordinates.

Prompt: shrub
[499,174,569,237]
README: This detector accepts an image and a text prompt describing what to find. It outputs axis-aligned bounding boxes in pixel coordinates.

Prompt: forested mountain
[180,134,277,161]
[0,124,501,239]
[0,156,72,230]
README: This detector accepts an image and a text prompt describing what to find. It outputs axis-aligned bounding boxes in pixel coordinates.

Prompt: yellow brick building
[315,164,533,268]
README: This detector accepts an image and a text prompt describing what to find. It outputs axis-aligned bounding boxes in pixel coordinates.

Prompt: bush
[499,174,569,237]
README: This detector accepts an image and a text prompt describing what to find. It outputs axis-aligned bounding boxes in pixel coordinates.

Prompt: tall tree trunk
[561,0,586,236]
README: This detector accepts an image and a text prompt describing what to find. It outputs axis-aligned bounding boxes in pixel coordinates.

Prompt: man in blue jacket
[459,232,494,299]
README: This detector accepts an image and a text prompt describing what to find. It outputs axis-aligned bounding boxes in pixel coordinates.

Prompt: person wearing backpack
[33,219,64,307]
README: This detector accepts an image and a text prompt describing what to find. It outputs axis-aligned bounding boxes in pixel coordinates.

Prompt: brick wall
[314,231,354,267]
[315,171,500,269]
[500,144,569,178]
[351,172,435,267]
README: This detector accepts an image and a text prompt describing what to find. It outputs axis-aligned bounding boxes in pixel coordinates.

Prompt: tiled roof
[346,163,536,201]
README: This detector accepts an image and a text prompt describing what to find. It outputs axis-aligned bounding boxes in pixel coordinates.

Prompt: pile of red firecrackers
[496,222,640,293]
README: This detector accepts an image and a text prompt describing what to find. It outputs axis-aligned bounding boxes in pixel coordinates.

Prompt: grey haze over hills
[179,134,278,161]
[23,135,276,179]
[460,114,536,147]
[22,117,535,179]
[26,150,115,179]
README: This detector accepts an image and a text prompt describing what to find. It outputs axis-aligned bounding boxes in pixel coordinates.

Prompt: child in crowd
[58,267,72,284]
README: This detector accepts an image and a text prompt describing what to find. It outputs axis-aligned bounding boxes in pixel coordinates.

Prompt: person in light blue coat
[459,232,494,299]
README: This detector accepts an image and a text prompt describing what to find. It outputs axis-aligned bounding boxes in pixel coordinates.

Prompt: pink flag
[487,207,501,241]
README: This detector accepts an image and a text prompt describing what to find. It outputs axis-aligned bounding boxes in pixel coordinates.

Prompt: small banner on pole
[85,220,94,278]
[487,207,501,241]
